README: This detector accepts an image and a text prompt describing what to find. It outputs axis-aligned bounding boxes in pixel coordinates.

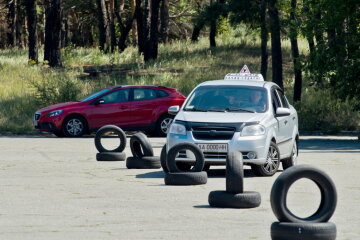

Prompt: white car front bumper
[167,131,268,165]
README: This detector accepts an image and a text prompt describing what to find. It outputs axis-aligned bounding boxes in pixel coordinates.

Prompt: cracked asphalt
[0,135,359,240]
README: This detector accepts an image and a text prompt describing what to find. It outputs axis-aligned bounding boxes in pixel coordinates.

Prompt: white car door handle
[284,120,288,125]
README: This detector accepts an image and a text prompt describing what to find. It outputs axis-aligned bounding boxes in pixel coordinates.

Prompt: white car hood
[175,111,267,124]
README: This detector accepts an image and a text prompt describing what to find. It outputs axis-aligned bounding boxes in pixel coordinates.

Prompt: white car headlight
[241,124,266,136]
[169,123,186,135]
[46,110,63,117]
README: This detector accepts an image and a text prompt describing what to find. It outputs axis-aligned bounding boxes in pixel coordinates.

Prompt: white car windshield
[183,85,268,113]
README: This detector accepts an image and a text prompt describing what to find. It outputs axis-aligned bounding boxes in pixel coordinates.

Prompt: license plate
[196,143,228,153]
[34,120,38,127]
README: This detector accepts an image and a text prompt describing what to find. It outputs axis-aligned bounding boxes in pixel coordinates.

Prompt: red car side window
[133,89,157,101]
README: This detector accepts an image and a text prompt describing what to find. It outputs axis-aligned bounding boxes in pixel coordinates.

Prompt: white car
[166,72,299,176]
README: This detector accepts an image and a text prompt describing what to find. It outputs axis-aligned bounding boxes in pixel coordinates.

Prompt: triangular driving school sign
[240,65,251,74]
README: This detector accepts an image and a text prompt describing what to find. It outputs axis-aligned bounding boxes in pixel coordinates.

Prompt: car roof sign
[240,65,251,74]
[224,73,265,81]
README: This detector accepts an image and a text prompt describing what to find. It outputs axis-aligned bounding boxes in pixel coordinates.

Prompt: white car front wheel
[251,142,280,176]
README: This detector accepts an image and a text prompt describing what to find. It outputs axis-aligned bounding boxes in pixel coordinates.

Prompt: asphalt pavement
[0,135,359,240]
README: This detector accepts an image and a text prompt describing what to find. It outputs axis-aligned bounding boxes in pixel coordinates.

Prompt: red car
[34,85,186,137]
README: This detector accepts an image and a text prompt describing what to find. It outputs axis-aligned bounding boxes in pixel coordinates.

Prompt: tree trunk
[7,0,18,47]
[268,0,283,89]
[144,0,161,61]
[209,20,216,47]
[26,0,38,63]
[115,0,136,52]
[302,0,315,54]
[191,23,204,42]
[15,1,23,47]
[160,0,169,43]
[109,0,116,52]
[135,0,145,53]
[260,0,268,80]
[61,13,68,48]
[44,0,62,67]
[97,0,114,52]
[142,0,151,57]
[314,10,324,45]
[96,0,106,51]
[290,0,302,102]
[131,0,137,45]
[44,1,51,61]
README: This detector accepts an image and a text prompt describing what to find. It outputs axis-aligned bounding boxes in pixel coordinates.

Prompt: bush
[29,70,83,106]
[296,89,360,134]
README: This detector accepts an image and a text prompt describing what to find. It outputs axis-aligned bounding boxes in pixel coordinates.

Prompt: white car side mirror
[276,107,290,117]
[168,105,180,115]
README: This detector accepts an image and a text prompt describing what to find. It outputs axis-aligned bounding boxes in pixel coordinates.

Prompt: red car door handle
[119,106,128,110]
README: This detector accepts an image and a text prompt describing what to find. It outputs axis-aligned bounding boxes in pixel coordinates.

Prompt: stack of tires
[208,152,261,208]
[164,143,208,185]
[95,125,127,161]
[126,132,161,169]
[270,165,337,240]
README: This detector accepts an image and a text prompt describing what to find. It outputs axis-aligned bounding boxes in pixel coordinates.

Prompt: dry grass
[0,33,356,134]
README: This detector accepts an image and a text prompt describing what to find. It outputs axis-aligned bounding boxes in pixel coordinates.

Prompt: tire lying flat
[126,156,161,169]
[270,164,337,223]
[164,172,208,185]
[271,222,336,240]
[130,132,154,158]
[96,152,126,161]
[94,125,127,153]
[208,190,261,208]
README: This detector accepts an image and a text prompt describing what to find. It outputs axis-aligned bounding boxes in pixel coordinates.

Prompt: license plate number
[196,143,228,152]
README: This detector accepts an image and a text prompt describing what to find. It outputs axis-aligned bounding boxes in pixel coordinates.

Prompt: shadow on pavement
[135,168,266,179]
[136,171,165,178]
[193,205,213,209]
[300,139,360,152]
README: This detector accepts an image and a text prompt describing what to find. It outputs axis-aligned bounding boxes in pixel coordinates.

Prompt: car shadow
[299,138,360,153]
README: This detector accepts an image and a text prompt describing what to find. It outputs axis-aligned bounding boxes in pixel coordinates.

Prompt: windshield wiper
[207,108,226,112]
[225,107,255,113]
[184,107,208,112]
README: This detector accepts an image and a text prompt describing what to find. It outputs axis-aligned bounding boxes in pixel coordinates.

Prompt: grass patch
[0,33,358,134]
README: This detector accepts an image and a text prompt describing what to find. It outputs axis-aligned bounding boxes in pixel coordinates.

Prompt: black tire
[270,165,337,223]
[208,190,261,208]
[161,144,195,172]
[126,156,161,169]
[94,125,127,153]
[96,152,126,161]
[282,139,299,170]
[164,171,208,185]
[160,144,169,173]
[155,114,174,137]
[176,162,192,171]
[203,164,211,171]
[226,152,244,194]
[167,143,204,173]
[271,222,336,240]
[62,115,87,137]
[130,132,154,158]
[53,131,65,137]
[251,142,280,176]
